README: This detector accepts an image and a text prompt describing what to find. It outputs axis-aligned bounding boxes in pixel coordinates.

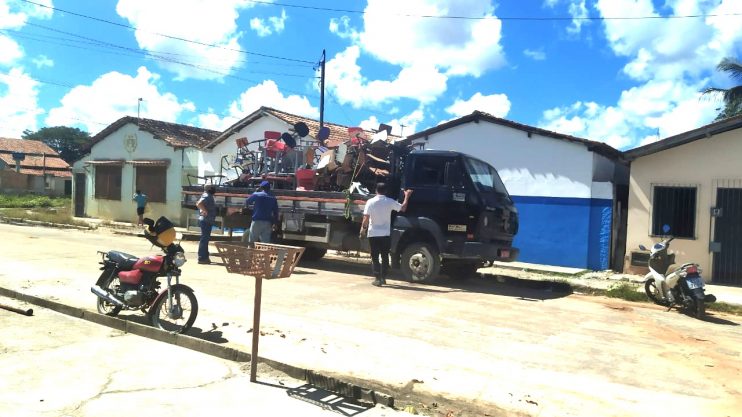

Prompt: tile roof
[404,111,624,160]
[204,106,398,150]
[0,137,71,177]
[89,116,220,150]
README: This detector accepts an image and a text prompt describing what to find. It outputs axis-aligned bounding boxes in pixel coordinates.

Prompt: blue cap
[260,180,270,189]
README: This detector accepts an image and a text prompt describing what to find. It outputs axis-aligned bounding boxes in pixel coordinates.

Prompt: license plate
[687,276,704,290]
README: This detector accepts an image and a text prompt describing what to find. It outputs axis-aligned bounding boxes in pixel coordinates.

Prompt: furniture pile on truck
[183,123,520,282]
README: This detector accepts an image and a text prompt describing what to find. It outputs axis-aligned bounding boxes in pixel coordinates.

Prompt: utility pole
[319,49,326,129]
[137,98,143,120]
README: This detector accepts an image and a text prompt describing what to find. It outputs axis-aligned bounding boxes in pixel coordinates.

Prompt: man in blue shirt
[243,180,279,243]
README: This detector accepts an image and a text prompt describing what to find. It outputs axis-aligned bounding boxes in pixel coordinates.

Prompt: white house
[406,111,628,271]
[72,117,219,224]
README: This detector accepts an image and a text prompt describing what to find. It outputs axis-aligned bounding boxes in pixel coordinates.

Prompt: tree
[21,126,91,164]
[703,57,742,120]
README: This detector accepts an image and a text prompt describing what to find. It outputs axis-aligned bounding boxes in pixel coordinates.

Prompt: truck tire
[401,242,440,283]
[300,247,327,263]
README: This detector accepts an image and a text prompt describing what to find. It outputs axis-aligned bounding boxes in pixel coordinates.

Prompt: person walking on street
[243,180,279,243]
[132,190,148,226]
[195,184,217,264]
[360,183,413,287]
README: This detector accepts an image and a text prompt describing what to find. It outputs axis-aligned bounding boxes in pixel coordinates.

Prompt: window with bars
[94,165,122,200]
[651,185,697,238]
[136,166,167,203]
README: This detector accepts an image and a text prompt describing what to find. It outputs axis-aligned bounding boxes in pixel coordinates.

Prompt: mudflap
[95,268,116,286]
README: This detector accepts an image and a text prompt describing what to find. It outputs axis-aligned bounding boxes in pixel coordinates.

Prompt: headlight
[174,252,187,267]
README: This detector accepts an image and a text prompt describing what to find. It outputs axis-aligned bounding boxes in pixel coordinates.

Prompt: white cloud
[358,0,505,78]
[250,8,287,37]
[116,0,255,80]
[326,46,448,107]
[595,0,742,82]
[543,0,590,34]
[0,67,42,137]
[329,16,358,41]
[0,34,22,66]
[539,79,718,150]
[359,107,425,137]
[46,66,195,133]
[523,48,546,61]
[0,0,54,66]
[196,80,318,130]
[31,54,54,69]
[445,92,511,118]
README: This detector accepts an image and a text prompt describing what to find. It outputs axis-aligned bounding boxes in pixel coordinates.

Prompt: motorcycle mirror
[293,122,310,138]
[662,224,671,234]
[639,244,647,251]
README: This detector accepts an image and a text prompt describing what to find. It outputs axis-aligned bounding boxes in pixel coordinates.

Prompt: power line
[19,0,317,64]
[246,0,742,21]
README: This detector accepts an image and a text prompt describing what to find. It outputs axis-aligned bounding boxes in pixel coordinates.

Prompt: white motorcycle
[640,226,715,319]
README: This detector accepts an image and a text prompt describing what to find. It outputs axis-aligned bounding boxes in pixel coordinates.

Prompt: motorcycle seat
[108,251,139,270]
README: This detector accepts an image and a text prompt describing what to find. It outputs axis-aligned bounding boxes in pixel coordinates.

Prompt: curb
[0,216,92,230]
[0,286,394,407]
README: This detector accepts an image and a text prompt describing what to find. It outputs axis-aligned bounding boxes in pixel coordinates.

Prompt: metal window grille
[650,184,697,238]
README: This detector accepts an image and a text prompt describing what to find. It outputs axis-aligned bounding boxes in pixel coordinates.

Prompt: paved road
[0,297,404,417]
[0,223,740,417]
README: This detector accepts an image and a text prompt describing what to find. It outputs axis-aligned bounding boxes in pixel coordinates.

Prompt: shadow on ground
[112,312,230,343]
[299,258,572,301]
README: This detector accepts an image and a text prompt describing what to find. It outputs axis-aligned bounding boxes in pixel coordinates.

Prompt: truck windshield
[464,157,510,197]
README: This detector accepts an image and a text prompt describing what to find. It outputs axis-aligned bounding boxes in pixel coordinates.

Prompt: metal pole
[0,303,33,316]
[319,49,325,130]
[250,273,263,382]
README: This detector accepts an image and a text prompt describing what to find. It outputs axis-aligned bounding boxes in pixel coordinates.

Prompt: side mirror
[639,244,647,251]
[662,224,671,234]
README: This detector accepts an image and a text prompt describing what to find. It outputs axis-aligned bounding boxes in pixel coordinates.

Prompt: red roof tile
[0,137,71,175]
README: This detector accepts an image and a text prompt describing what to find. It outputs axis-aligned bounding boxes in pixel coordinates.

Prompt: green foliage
[605,283,647,302]
[703,57,742,120]
[0,194,69,208]
[21,126,91,164]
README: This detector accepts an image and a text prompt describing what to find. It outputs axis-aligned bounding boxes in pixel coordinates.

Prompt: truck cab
[392,150,518,281]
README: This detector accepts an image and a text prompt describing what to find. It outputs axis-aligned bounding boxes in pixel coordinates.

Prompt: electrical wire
[19,0,317,64]
[246,0,742,21]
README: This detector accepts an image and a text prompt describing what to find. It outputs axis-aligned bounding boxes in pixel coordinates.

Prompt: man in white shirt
[361,183,413,287]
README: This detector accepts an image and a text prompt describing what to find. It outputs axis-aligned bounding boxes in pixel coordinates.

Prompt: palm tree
[703,57,742,120]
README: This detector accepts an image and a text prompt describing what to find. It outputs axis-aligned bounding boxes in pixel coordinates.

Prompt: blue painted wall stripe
[511,195,612,270]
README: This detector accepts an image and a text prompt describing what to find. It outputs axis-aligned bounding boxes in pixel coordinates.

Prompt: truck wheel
[401,242,440,283]
[300,247,327,263]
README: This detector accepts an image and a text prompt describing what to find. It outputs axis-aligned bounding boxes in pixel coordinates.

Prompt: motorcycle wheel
[96,272,122,317]
[149,287,198,334]
[694,299,705,320]
[644,278,664,305]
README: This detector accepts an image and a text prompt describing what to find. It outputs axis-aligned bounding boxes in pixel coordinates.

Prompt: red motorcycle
[90,217,198,333]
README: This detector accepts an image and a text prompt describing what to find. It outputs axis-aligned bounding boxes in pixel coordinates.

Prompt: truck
[182,127,519,282]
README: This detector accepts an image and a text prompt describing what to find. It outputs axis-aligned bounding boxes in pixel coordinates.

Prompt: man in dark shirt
[243,180,279,243]
[195,184,217,264]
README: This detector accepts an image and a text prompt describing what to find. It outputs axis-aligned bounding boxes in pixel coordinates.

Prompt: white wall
[418,121,596,198]
[626,128,742,279]
[73,122,187,224]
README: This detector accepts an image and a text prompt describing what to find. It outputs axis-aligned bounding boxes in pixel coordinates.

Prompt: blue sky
[1,0,740,150]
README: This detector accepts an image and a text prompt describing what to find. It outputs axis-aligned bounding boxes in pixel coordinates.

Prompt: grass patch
[707,302,742,316]
[604,283,647,302]
[0,205,90,228]
[0,194,69,209]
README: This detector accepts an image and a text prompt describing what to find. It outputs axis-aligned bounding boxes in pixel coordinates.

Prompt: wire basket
[215,242,305,279]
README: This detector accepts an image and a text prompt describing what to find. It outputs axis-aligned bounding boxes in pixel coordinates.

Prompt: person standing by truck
[242,180,279,243]
[132,189,148,226]
[361,183,413,287]
[195,184,217,264]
